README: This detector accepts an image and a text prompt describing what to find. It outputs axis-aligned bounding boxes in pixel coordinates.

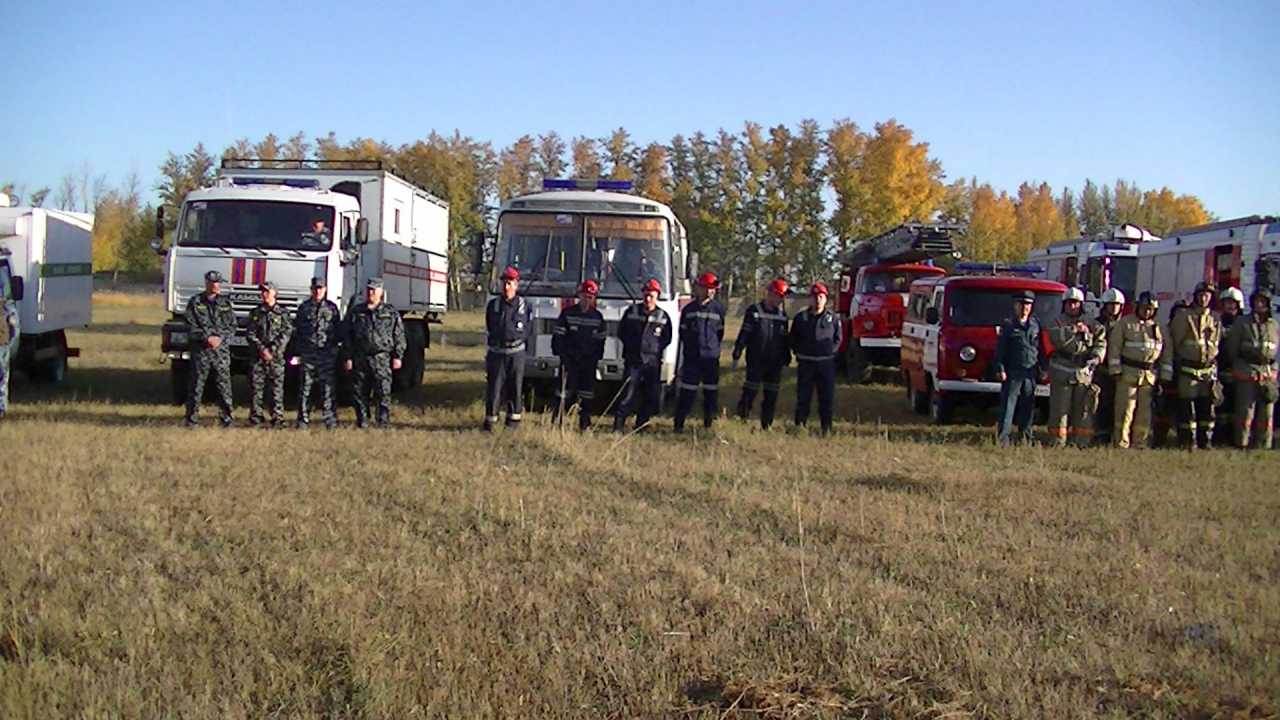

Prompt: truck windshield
[493,212,671,298]
[862,270,936,294]
[1087,256,1137,299]
[178,201,336,252]
[948,289,1062,327]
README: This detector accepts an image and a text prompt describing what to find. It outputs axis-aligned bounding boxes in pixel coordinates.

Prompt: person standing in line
[1224,289,1278,449]
[1152,300,1188,448]
[484,266,531,432]
[734,279,791,429]
[673,272,726,434]
[551,280,606,430]
[344,278,406,429]
[185,270,236,428]
[1164,282,1223,450]
[1107,292,1164,449]
[1045,287,1107,447]
[246,281,292,428]
[993,290,1046,446]
[294,276,342,429]
[1092,288,1126,445]
[613,278,672,432]
[788,283,841,435]
[1214,286,1245,446]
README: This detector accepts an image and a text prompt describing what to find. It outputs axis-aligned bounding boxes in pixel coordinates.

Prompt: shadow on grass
[75,323,161,336]
[11,366,173,406]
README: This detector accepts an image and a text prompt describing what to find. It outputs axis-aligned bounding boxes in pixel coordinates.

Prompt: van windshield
[948,289,1062,326]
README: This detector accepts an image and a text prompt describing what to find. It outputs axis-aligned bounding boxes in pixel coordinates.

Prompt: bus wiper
[606,261,638,302]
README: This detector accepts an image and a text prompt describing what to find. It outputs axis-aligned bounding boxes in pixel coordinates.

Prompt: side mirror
[925,307,940,325]
[11,276,24,303]
[151,239,165,255]
[355,218,369,245]
[687,250,699,280]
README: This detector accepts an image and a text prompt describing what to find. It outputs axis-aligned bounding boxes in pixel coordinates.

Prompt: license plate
[1034,384,1050,397]
[230,292,260,304]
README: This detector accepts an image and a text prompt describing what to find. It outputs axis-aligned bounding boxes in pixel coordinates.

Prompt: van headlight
[959,345,977,362]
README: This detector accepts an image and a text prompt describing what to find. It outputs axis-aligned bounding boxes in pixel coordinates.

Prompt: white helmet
[1099,288,1125,305]
[1220,287,1244,306]
[1063,287,1085,302]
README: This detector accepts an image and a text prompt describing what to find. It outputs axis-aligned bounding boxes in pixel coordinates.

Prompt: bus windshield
[948,288,1062,327]
[178,200,335,251]
[493,212,671,298]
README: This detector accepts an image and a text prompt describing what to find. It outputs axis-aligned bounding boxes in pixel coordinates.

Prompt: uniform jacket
[293,298,342,356]
[679,298,725,362]
[1046,311,1107,384]
[486,295,531,353]
[1218,312,1243,379]
[993,316,1044,378]
[734,301,790,366]
[788,307,842,361]
[1165,305,1222,378]
[1107,314,1164,387]
[185,292,236,351]
[618,303,672,366]
[247,303,292,360]
[552,302,606,365]
[1225,313,1279,383]
[345,301,407,360]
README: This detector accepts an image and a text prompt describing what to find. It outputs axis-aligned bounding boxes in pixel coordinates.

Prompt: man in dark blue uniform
[734,279,791,429]
[673,272,726,433]
[994,290,1047,445]
[552,279,607,430]
[185,270,237,428]
[484,266,531,431]
[788,283,842,435]
[614,278,672,432]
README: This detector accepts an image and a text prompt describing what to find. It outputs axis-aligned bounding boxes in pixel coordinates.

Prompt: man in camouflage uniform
[246,281,292,427]
[1107,292,1164,449]
[1224,289,1279,449]
[343,277,406,429]
[184,269,236,428]
[294,276,342,429]
[0,287,17,422]
[1045,287,1107,447]
[1163,281,1224,450]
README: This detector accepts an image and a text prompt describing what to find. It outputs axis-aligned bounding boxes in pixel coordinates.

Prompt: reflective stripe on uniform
[763,383,781,391]
[795,354,834,362]
[743,381,761,391]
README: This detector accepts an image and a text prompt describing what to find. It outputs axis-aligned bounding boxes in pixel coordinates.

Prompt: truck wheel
[929,387,953,425]
[847,345,872,384]
[170,359,191,406]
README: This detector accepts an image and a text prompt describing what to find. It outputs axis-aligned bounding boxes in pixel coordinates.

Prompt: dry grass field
[1,294,1278,718]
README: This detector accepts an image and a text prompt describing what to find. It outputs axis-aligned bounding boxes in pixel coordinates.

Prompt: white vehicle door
[922,287,943,376]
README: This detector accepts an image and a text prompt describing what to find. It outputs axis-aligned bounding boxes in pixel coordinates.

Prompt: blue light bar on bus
[542,178,634,191]
[228,177,322,189]
[954,262,1046,276]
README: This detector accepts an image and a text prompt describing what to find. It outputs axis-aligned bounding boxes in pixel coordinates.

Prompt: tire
[929,386,953,425]
[847,344,872,384]
[170,359,190,406]
[908,378,929,415]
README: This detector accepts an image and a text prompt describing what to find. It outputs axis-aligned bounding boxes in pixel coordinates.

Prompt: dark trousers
[997,374,1037,444]
[553,358,598,430]
[674,356,720,430]
[738,360,784,428]
[1178,396,1216,449]
[614,362,663,430]
[1152,385,1178,447]
[1213,380,1237,446]
[187,348,233,426]
[795,359,835,431]
[484,351,524,428]
[1094,372,1116,443]
[297,352,337,427]
[249,358,286,425]
[352,353,393,427]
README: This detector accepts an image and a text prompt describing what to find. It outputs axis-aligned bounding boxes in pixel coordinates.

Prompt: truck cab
[900,267,1064,424]
[838,262,945,382]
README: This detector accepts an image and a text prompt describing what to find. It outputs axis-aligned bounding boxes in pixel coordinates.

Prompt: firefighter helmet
[1099,288,1125,305]
[642,278,661,294]
[767,279,789,296]
[1137,291,1159,309]
[1220,287,1244,306]
[696,272,721,289]
[578,280,599,296]
[500,266,520,281]
[1063,287,1085,302]
[1194,281,1216,296]
[810,282,828,296]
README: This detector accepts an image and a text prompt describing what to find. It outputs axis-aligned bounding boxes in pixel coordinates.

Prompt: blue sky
[4,0,1277,219]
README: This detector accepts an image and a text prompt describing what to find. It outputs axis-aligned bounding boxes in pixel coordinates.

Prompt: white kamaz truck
[0,195,93,383]
[155,160,449,404]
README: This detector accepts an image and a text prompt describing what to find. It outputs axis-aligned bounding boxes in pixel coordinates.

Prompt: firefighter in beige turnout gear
[1108,292,1164,449]
[1162,281,1224,449]
[1046,287,1107,447]
[1224,289,1279,449]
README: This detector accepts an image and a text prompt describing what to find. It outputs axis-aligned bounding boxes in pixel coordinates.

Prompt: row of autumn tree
[7,119,1213,290]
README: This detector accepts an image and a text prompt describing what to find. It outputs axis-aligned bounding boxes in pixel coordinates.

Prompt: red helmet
[696,272,721,289]
[578,279,599,296]
[500,266,520,281]
[643,278,661,294]
[809,282,828,296]
[768,279,789,296]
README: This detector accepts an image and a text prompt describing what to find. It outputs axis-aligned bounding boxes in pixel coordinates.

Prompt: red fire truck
[836,223,963,382]
[900,263,1064,424]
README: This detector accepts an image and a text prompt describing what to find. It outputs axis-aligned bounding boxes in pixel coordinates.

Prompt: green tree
[570,136,601,179]
[634,142,672,205]
[601,128,636,182]
[535,132,567,181]
[28,187,49,207]
[495,135,540,201]
[1077,179,1107,236]
[156,143,216,235]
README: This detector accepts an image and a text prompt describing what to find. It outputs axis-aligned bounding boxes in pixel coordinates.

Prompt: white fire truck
[1131,216,1280,307]
[155,160,449,404]
[488,179,695,404]
[1024,224,1159,316]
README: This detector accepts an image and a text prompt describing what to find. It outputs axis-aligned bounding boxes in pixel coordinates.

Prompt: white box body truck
[0,200,93,382]
[156,160,450,404]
